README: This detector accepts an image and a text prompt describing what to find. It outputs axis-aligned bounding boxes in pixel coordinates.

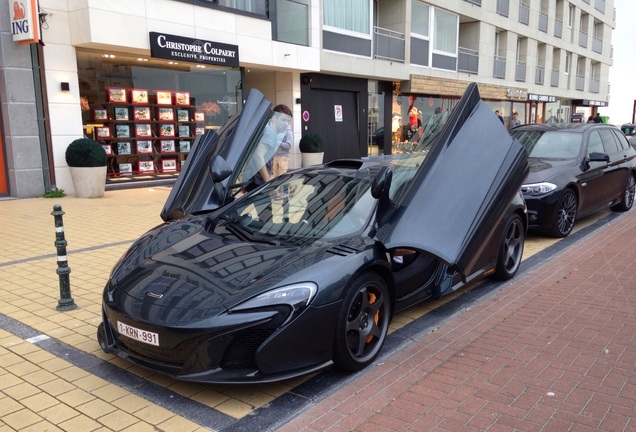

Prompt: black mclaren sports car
[97,83,529,383]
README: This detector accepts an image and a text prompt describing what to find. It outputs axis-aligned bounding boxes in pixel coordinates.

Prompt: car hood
[106,217,347,323]
[525,157,578,183]
[161,88,273,221]
[376,83,529,278]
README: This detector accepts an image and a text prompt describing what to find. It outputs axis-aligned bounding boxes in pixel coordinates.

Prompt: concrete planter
[69,166,107,198]
[301,152,324,167]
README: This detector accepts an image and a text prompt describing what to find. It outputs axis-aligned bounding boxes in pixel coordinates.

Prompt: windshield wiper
[220,216,254,241]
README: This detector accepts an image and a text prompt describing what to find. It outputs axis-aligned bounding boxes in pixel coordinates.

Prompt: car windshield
[511,130,582,159]
[215,171,377,242]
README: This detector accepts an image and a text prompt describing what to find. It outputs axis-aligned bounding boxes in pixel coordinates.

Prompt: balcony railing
[494,56,506,79]
[554,18,563,38]
[515,61,526,82]
[373,26,405,62]
[458,47,479,74]
[592,37,603,54]
[551,69,559,87]
[535,65,545,85]
[589,77,600,93]
[579,30,588,48]
[519,1,530,25]
[576,74,585,91]
[496,0,509,17]
[539,11,548,33]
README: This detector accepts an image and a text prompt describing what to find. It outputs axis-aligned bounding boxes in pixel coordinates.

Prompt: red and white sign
[334,105,343,122]
[9,0,41,44]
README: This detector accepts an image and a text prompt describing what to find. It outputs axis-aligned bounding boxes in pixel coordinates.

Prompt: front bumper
[98,301,340,384]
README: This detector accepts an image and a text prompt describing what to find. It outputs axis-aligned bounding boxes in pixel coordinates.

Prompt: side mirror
[371,166,392,199]
[372,167,394,226]
[209,156,232,182]
[588,152,610,163]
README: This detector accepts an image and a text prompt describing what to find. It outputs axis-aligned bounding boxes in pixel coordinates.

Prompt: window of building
[564,51,571,74]
[323,0,371,36]
[433,8,458,55]
[567,3,575,28]
[76,49,242,179]
[203,0,268,16]
[272,0,310,45]
[412,0,430,38]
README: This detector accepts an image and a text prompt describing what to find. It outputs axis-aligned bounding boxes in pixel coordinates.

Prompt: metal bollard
[51,204,77,311]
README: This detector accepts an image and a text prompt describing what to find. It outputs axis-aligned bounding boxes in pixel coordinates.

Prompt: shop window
[77,49,242,179]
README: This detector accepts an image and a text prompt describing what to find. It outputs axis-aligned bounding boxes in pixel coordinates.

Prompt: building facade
[0,0,615,198]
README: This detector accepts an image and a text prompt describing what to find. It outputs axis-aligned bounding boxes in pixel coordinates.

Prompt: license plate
[117,321,159,346]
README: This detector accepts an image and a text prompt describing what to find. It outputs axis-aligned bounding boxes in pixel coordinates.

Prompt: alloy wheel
[334,273,391,371]
[553,190,577,237]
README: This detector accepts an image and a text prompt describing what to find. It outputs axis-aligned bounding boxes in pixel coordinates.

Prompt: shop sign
[8,0,40,44]
[577,99,608,107]
[528,93,557,103]
[507,88,528,99]
[150,32,239,67]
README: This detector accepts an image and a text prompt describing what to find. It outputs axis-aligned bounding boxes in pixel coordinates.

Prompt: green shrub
[299,133,323,153]
[65,138,107,167]
[43,188,66,198]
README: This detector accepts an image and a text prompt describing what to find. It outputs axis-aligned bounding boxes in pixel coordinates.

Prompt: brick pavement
[278,208,636,432]
[0,187,634,432]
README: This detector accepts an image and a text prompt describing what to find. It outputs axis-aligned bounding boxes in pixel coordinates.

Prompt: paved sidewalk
[277,208,636,431]
[1,187,634,432]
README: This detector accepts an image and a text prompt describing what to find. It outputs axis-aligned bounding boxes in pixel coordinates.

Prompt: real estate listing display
[86,87,203,178]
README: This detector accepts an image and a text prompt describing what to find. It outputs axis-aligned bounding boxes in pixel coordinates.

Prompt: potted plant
[299,132,324,167]
[65,138,108,198]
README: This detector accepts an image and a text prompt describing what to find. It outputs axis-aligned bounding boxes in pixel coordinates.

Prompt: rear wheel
[550,190,577,238]
[610,173,635,212]
[493,214,525,280]
[333,272,391,372]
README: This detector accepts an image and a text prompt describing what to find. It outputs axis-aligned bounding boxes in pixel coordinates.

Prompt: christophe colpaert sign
[8,0,41,44]
[149,32,239,67]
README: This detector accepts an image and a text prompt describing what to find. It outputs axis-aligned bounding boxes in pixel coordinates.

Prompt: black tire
[549,189,577,238]
[493,213,525,280]
[333,272,391,372]
[610,173,635,212]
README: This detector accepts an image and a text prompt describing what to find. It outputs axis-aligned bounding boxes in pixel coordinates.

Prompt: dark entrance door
[313,89,360,161]
[300,73,368,163]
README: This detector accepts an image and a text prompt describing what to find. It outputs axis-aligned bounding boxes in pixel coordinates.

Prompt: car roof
[512,123,618,133]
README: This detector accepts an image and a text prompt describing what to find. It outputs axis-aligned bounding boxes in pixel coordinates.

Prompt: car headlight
[231,283,318,314]
[521,182,557,196]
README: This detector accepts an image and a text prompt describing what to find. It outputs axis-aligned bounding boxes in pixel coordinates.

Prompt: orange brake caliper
[366,293,378,343]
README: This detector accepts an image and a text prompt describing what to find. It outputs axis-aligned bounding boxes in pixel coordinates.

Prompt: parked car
[621,123,636,149]
[97,84,529,384]
[510,123,636,238]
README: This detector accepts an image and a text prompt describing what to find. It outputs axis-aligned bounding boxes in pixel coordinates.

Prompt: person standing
[272,105,293,178]
[243,104,292,192]
[495,110,504,124]
[509,112,521,129]
[594,112,602,123]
